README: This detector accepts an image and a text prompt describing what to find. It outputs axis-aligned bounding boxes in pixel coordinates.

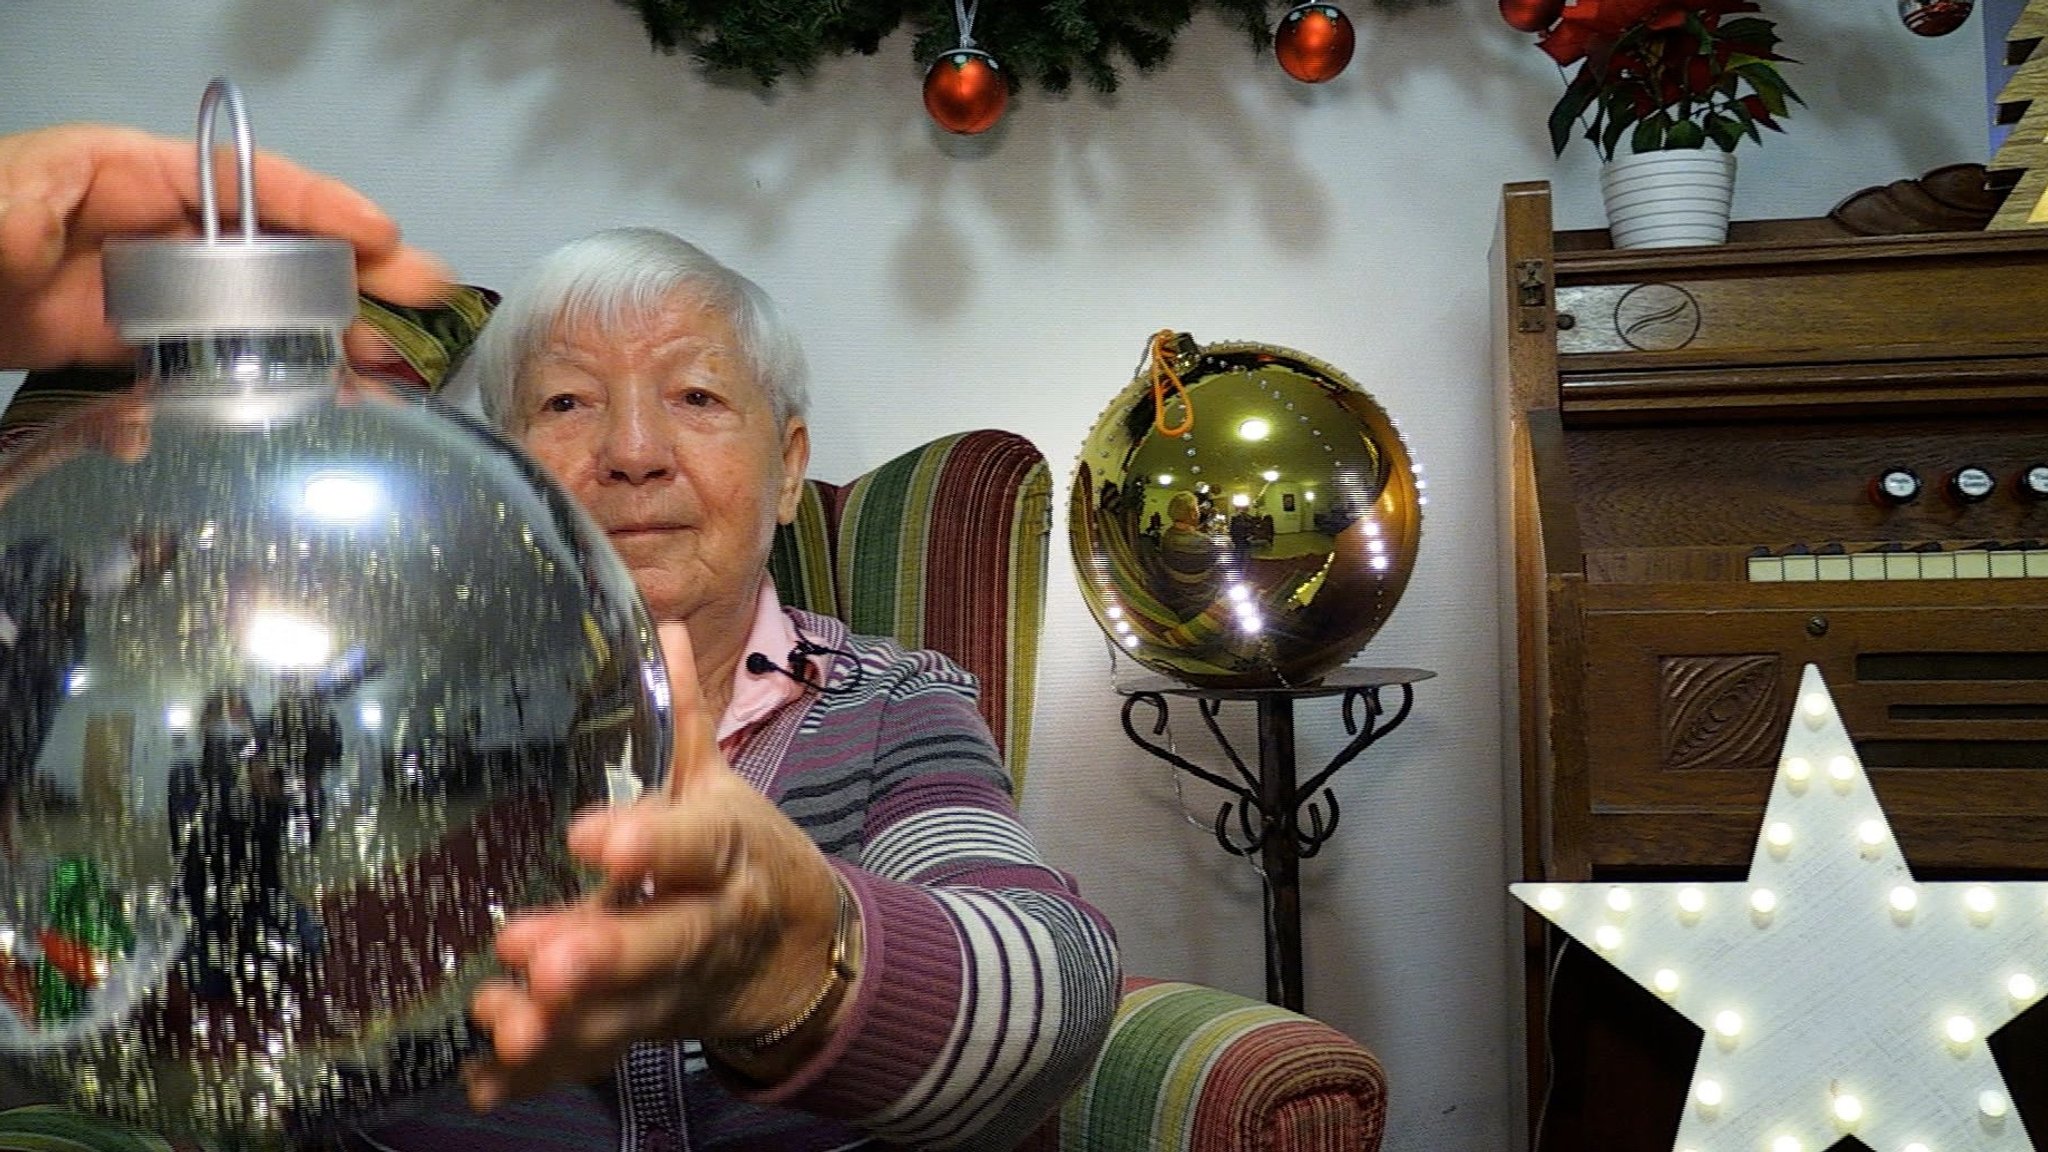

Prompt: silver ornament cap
[103,236,355,340]
[101,77,356,341]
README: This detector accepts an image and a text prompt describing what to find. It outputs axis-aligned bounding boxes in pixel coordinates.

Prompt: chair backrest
[767,429,1051,795]
[0,290,497,458]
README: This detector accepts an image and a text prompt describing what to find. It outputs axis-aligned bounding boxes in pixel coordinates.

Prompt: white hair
[450,227,809,431]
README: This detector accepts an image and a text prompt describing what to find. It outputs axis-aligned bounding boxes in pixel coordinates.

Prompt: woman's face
[513,294,809,628]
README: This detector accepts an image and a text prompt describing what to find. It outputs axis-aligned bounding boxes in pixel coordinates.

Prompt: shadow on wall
[217,1,1494,259]
[1767,4,1993,168]
[214,0,1975,320]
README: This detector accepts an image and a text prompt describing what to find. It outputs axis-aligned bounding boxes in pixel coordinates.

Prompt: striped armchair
[767,429,1389,1151]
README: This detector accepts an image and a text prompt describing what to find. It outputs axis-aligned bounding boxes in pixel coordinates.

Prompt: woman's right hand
[463,622,853,1107]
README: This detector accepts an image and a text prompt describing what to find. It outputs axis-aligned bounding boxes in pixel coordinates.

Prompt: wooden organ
[1493,180,2048,1151]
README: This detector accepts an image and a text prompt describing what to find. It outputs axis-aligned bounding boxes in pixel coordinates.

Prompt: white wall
[0,3,1992,1147]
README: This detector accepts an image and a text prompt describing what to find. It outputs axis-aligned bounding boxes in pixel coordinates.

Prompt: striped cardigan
[352,609,1120,1152]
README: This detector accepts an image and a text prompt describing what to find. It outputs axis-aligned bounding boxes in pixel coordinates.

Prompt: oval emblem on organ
[1614,283,1702,351]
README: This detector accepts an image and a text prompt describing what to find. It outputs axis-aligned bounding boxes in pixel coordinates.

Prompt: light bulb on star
[1513,664,2048,1151]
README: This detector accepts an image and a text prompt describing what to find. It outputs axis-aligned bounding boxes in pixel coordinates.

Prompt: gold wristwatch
[709,871,859,1061]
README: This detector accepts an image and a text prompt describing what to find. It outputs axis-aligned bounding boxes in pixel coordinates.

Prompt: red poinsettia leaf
[1578,0,1664,34]
[1589,0,1654,28]
[1539,26,1595,65]
[1688,0,1758,22]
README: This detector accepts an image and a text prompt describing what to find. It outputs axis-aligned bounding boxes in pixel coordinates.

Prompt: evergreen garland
[621,1,1395,92]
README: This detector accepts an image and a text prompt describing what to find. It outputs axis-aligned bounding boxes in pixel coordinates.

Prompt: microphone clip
[744,634,862,695]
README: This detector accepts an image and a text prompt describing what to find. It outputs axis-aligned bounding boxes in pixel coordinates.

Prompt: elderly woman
[353,227,1119,1150]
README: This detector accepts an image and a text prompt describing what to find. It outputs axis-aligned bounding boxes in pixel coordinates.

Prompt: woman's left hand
[463,622,848,1108]
[0,124,450,370]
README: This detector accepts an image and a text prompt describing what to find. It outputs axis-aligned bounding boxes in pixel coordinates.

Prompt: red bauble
[1275,3,1356,84]
[1498,0,1564,33]
[923,48,1010,135]
[1899,0,1974,36]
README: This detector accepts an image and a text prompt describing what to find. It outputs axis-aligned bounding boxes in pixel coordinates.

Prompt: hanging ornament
[1899,0,1975,35]
[1275,3,1356,84]
[923,0,1009,135]
[1499,0,1564,33]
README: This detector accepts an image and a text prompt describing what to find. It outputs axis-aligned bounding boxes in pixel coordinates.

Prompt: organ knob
[2021,464,2048,501]
[1948,465,1997,504]
[1872,467,1922,507]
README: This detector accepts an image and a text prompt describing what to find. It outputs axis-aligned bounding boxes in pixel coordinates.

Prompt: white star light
[1514,664,2048,1151]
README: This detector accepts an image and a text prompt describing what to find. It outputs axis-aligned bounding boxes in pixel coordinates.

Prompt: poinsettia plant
[1534,0,1802,160]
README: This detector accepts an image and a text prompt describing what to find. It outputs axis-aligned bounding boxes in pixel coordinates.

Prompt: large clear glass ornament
[0,80,669,1145]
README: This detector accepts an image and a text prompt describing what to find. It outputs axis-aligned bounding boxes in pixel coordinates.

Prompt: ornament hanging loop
[953,0,981,48]
[1147,330,1196,438]
[195,78,258,245]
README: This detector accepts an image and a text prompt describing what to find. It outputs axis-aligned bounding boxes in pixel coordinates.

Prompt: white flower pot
[1599,149,1738,250]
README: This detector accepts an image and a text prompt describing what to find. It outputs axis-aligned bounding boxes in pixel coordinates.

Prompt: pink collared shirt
[716,576,807,748]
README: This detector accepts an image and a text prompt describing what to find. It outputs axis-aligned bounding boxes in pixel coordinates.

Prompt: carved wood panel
[1658,655,1781,771]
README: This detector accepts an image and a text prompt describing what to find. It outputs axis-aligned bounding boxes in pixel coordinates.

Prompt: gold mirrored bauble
[1070,335,1423,687]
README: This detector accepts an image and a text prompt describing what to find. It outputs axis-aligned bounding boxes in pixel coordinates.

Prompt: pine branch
[616,0,1412,91]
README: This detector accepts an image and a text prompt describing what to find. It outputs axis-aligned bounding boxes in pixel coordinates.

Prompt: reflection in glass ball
[1070,335,1422,687]
[0,379,668,1145]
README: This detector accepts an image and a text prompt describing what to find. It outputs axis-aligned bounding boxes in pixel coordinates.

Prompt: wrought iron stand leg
[1257,696,1302,1012]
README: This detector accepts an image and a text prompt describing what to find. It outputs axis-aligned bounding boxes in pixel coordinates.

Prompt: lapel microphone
[744,635,863,695]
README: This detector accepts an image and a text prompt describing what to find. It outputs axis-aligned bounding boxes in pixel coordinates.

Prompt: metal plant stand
[1116,667,1434,1012]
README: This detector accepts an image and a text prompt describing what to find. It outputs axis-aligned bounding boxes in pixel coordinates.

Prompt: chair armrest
[0,1103,219,1151]
[1055,978,1387,1152]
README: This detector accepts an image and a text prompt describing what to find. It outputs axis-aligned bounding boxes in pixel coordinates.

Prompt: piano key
[1743,543,2048,582]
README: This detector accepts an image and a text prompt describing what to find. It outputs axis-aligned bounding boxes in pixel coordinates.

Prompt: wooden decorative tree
[1989,0,2048,228]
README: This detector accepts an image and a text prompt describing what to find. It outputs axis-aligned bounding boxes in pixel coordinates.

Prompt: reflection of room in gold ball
[1070,334,1423,687]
